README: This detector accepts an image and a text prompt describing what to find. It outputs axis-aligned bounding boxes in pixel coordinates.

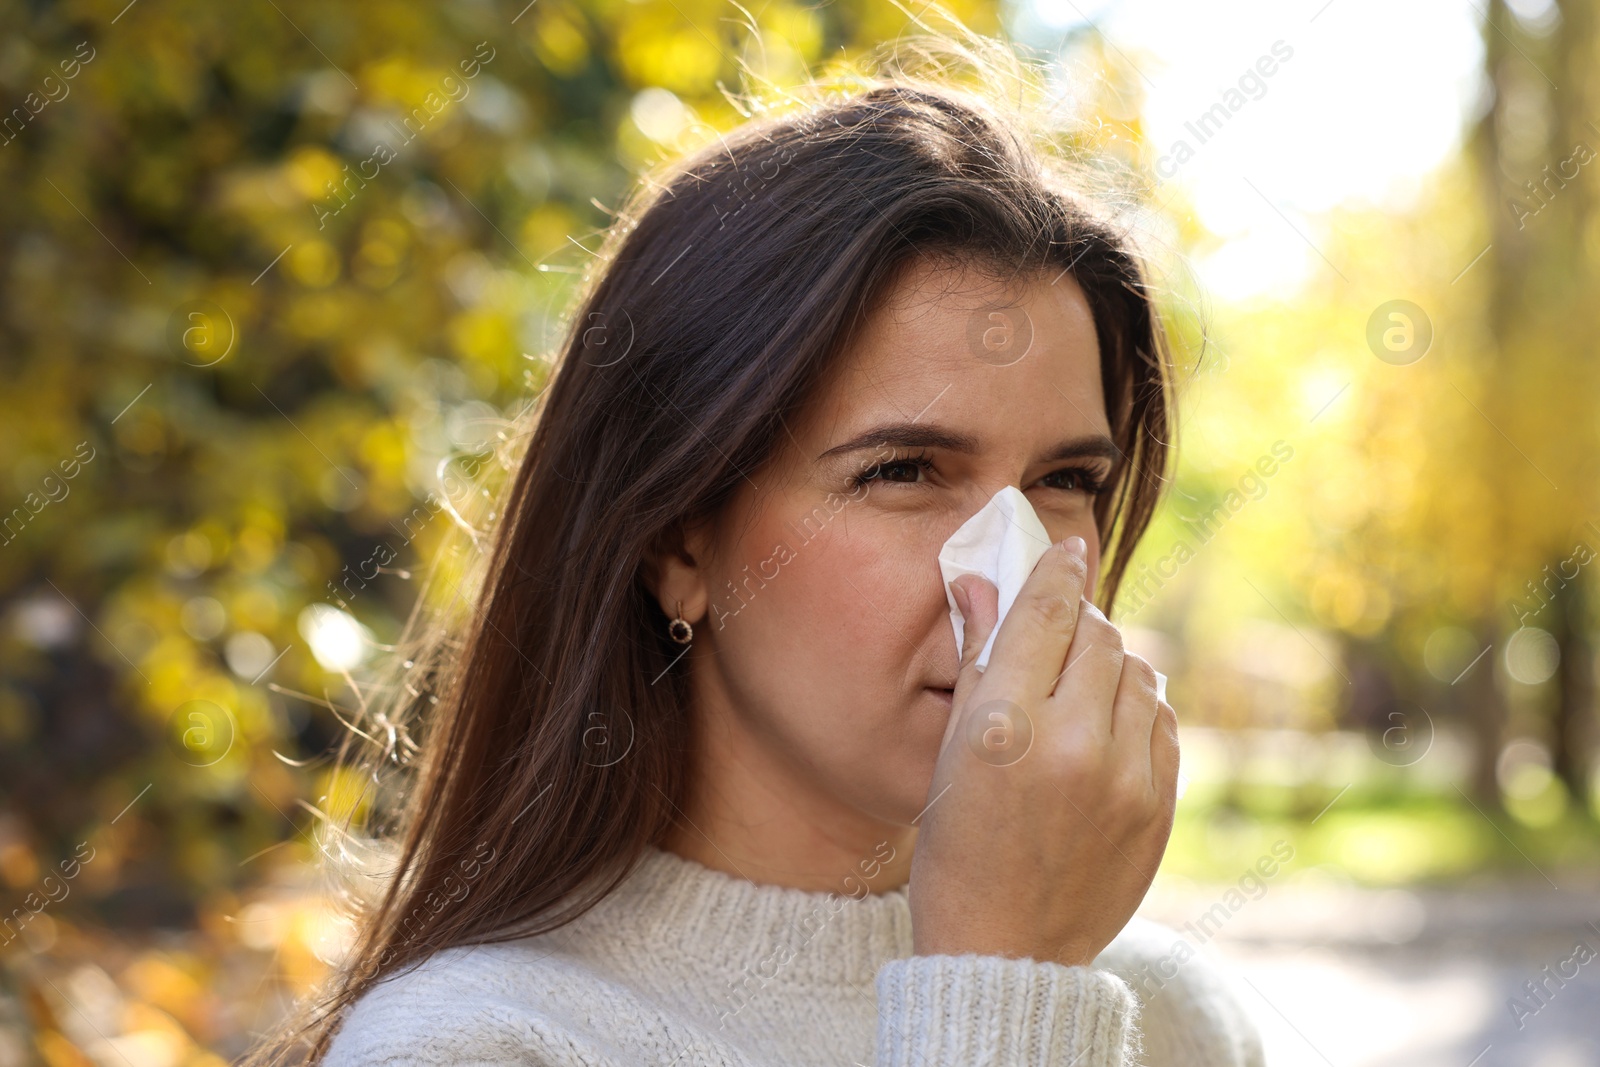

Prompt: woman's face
[658,258,1116,854]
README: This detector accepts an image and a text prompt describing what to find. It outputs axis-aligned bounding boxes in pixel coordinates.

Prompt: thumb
[940,574,1000,754]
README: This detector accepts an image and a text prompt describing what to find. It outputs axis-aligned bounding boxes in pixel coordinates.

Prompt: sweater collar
[576,843,915,986]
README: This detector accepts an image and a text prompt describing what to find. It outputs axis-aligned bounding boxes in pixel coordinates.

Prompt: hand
[909,535,1180,967]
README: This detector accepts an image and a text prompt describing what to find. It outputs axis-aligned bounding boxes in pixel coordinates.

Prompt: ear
[641,517,715,626]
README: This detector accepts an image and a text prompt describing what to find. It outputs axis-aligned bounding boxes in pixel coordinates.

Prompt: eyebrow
[817,421,1122,466]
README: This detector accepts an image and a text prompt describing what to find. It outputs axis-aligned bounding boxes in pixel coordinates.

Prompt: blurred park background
[2,0,1598,1064]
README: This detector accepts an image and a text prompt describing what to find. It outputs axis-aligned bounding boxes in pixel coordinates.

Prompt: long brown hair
[249,45,1180,1067]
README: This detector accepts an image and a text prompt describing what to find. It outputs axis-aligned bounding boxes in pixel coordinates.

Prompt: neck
[662,821,918,896]
[663,676,918,894]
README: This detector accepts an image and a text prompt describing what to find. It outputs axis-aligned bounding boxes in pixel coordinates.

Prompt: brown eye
[877,461,924,483]
[1042,467,1106,494]
[850,452,936,490]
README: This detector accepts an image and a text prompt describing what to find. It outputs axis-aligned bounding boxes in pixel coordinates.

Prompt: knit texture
[323,845,1264,1066]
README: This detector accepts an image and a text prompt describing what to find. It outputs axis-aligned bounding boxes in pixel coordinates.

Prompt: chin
[886,716,949,824]
[819,689,950,826]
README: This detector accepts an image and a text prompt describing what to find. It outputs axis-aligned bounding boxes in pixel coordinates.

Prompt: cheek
[707,501,950,771]
[709,511,947,820]
[719,515,933,680]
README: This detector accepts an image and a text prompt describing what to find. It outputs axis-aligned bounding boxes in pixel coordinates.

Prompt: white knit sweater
[323,844,1264,1066]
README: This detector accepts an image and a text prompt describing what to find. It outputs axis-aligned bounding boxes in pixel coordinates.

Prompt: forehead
[797,257,1109,448]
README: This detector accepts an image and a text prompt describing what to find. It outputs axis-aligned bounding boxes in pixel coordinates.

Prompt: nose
[937,485,1056,671]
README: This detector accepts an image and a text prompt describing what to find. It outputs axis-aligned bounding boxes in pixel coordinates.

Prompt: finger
[981,537,1091,699]
[940,574,998,755]
[1045,598,1124,742]
[1109,652,1161,787]
[1149,699,1180,803]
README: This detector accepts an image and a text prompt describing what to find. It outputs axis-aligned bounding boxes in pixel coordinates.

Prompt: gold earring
[668,600,693,645]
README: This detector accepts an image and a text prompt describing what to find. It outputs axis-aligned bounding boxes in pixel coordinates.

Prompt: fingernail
[1064,535,1086,560]
[949,579,971,616]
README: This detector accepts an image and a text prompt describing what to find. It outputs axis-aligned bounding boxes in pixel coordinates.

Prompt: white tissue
[937,486,1053,672]
[937,486,1167,702]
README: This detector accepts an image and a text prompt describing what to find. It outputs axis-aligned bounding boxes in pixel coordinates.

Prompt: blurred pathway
[1136,878,1600,1067]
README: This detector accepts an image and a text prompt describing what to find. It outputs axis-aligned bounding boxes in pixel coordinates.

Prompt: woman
[259,53,1265,1067]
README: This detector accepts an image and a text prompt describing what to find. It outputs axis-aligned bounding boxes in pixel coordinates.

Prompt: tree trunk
[1549,569,1594,803]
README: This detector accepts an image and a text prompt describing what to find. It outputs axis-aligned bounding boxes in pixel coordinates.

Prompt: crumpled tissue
[937,485,1166,702]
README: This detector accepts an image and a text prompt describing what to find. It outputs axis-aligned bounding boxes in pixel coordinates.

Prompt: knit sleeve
[873,954,1141,1066]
